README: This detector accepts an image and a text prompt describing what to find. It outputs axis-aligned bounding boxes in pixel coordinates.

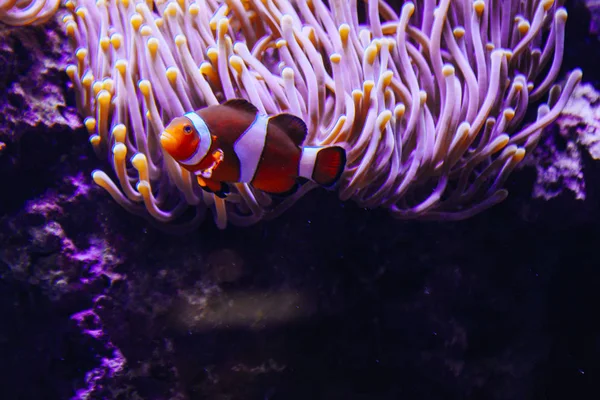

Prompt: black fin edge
[270,113,308,146]
[263,181,301,198]
[199,182,230,198]
[222,98,259,115]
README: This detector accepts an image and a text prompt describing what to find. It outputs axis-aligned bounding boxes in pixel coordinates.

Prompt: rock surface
[0,19,82,215]
[1,4,600,400]
[526,83,600,201]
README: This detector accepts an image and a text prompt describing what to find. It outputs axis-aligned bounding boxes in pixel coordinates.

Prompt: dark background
[1,0,599,399]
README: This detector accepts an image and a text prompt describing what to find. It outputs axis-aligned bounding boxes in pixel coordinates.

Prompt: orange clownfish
[159,99,346,198]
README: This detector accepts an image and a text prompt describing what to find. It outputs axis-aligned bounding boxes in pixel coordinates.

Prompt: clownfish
[159,99,346,198]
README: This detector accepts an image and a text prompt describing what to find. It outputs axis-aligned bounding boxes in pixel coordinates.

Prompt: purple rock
[585,0,600,35]
[0,20,85,215]
[0,20,80,140]
[527,83,600,201]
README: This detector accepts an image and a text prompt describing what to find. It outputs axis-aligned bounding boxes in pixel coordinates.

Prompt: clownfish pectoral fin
[269,113,308,146]
[299,146,347,187]
[197,176,230,198]
[222,98,259,115]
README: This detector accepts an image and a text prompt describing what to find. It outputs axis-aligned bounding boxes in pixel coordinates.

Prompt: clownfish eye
[183,125,193,135]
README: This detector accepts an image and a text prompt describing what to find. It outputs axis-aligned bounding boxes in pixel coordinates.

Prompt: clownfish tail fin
[299,146,346,187]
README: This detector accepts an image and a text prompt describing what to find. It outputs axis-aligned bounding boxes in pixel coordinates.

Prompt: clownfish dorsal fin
[269,113,308,147]
[222,98,259,115]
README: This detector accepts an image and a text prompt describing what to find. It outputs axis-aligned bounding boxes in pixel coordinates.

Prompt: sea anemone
[8,0,584,229]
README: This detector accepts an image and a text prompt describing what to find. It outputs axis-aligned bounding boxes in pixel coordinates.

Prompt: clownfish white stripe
[233,113,269,182]
[180,112,212,166]
[299,147,319,180]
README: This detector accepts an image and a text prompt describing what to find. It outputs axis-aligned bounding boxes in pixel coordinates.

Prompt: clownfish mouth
[159,131,177,154]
